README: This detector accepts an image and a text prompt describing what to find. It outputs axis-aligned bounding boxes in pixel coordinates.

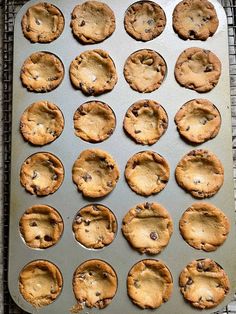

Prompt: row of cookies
[22,0,219,44]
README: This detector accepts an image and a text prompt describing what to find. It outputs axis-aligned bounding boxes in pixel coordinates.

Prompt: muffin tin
[9,0,236,313]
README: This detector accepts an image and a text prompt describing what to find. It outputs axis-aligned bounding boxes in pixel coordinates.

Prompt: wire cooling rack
[2,0,236,313]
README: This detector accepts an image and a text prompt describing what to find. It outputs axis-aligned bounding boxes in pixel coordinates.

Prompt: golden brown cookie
[173,0,219,40]
[20,152,64,196]
[20,101,64,146]
[123,99,168,145]
[19,260,63,307]
[125,151,169,196]
[70,49,117,96]
[124,1,166,41]
[179,202,229,251]
[19,204,63,249]
[73,204,117,249]
[72,149,119,198]
[71,1,115,44]
[127,259,173,309]
[73,259,117,309]
[175,48,221,92]
[21,2,64,43]
[20,52,64,92]
[122,202,173,254]
[175,149,224,198]
[124,49,166,93]
[179,259,230,309]
[74,101,115,143]
[174,99,221,143]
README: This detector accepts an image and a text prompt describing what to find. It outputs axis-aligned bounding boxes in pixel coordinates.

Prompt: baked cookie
[21,52,64,92]
[22,3,64,43]
[179,259,230,309]
[173,0,219,40]
[123,99,168,145]
[174,99,221,143]
[175,149,224,198]
[175,48,221,92]
[20,152,64,196]
[179,202,229,251]
[72,149,119,198]
[19,260,62,307]
[74,101,115,143]
[127,259,173,309]
[122,202,173,254]
[19,204,63,249]
[124,49,166,93]
[124,1,166,41]
[73,204,117,249]
[73,259,117,309]
[71,1,115,44]
[70,49,117,96]
[20,101,64,146]
[125,151,169,196]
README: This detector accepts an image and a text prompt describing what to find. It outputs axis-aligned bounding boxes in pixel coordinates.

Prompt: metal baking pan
[9,0,236,313]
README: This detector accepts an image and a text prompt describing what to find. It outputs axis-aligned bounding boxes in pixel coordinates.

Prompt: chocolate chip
[44,235,52,242]
[78,106,86,115]
[35,18,41,25]
[132,161,139,169]
[150,231,158,240]
[93,205,99,211]
[197,262,204,271]
[134,130,141,134]
[103,272,108,278]
[87,87,95,95]
[143,103,149,107]
[82,173,92,182]
[200,117,208,125]
[85,229,89,233]
[107,181,113,188]
[132,109,139,117]
[187,278,193,285]
[136,206,142,212]
[204,65,213,72]
[52,174,58,180]
[80,20,85,26]
[189,30,196,37]
[186,126,190,131]
[35,235,40,240]
[107,129,114,136]
[32,171,38,180]
[144,202,151,209]
[96,291,101,296]
[147,19,154,25]
[29,221,37,227]
[84,219,90,226]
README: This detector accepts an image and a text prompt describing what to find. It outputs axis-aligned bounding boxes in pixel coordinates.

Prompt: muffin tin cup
[9,0,236,313]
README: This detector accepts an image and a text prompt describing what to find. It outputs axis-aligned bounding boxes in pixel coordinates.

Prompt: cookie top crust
[20,52,64,92]
[124,49,166,93]
[72,149,119,198]
[124,1,166,41]
[71,1,115,44]
[19,260,63,307]
[125,151,170,196]
[73,204,117,249]
[74,101,116,143]
[20,152,64,196]
[22,2,64,43]
[127,259,173,309]
[122,202,173,254]
[173,0,219,40]
[19,204,63,249]
[123,99,168,145]
[179,202,229,251]
[174,47,221,92]
[20,101,64,146]
[73,259,117,309]
[70,49,117,96]
[175,149,224,198]
[179,259,230,309]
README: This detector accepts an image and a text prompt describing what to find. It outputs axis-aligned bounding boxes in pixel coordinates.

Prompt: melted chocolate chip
[150,231,158,240]
[44,235,52,242]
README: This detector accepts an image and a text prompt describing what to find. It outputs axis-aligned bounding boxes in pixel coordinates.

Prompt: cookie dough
[122,202,173,254]
[179,202,229,251]
[19,260,63,307]
[20,101,64,146]
[179,259,230,309]
[22,2,64,43]
[173,0,219,40]
[20,152,64,196]
[70,49,117,96]
[125,151,169,196]
[20,52,64,92]
[73,259,117,309]
[175,47,221,92]
[124,49,166,93]
[124,1,166,41]
[19,204,63,249]
[71,1,115,44]
[127,259,173,309]
[174,99,221,143]
[175,149,224,198]
[72,149,119,198]
[74,101,115,143]
[73,204,117,249]
[123,99,168,145]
